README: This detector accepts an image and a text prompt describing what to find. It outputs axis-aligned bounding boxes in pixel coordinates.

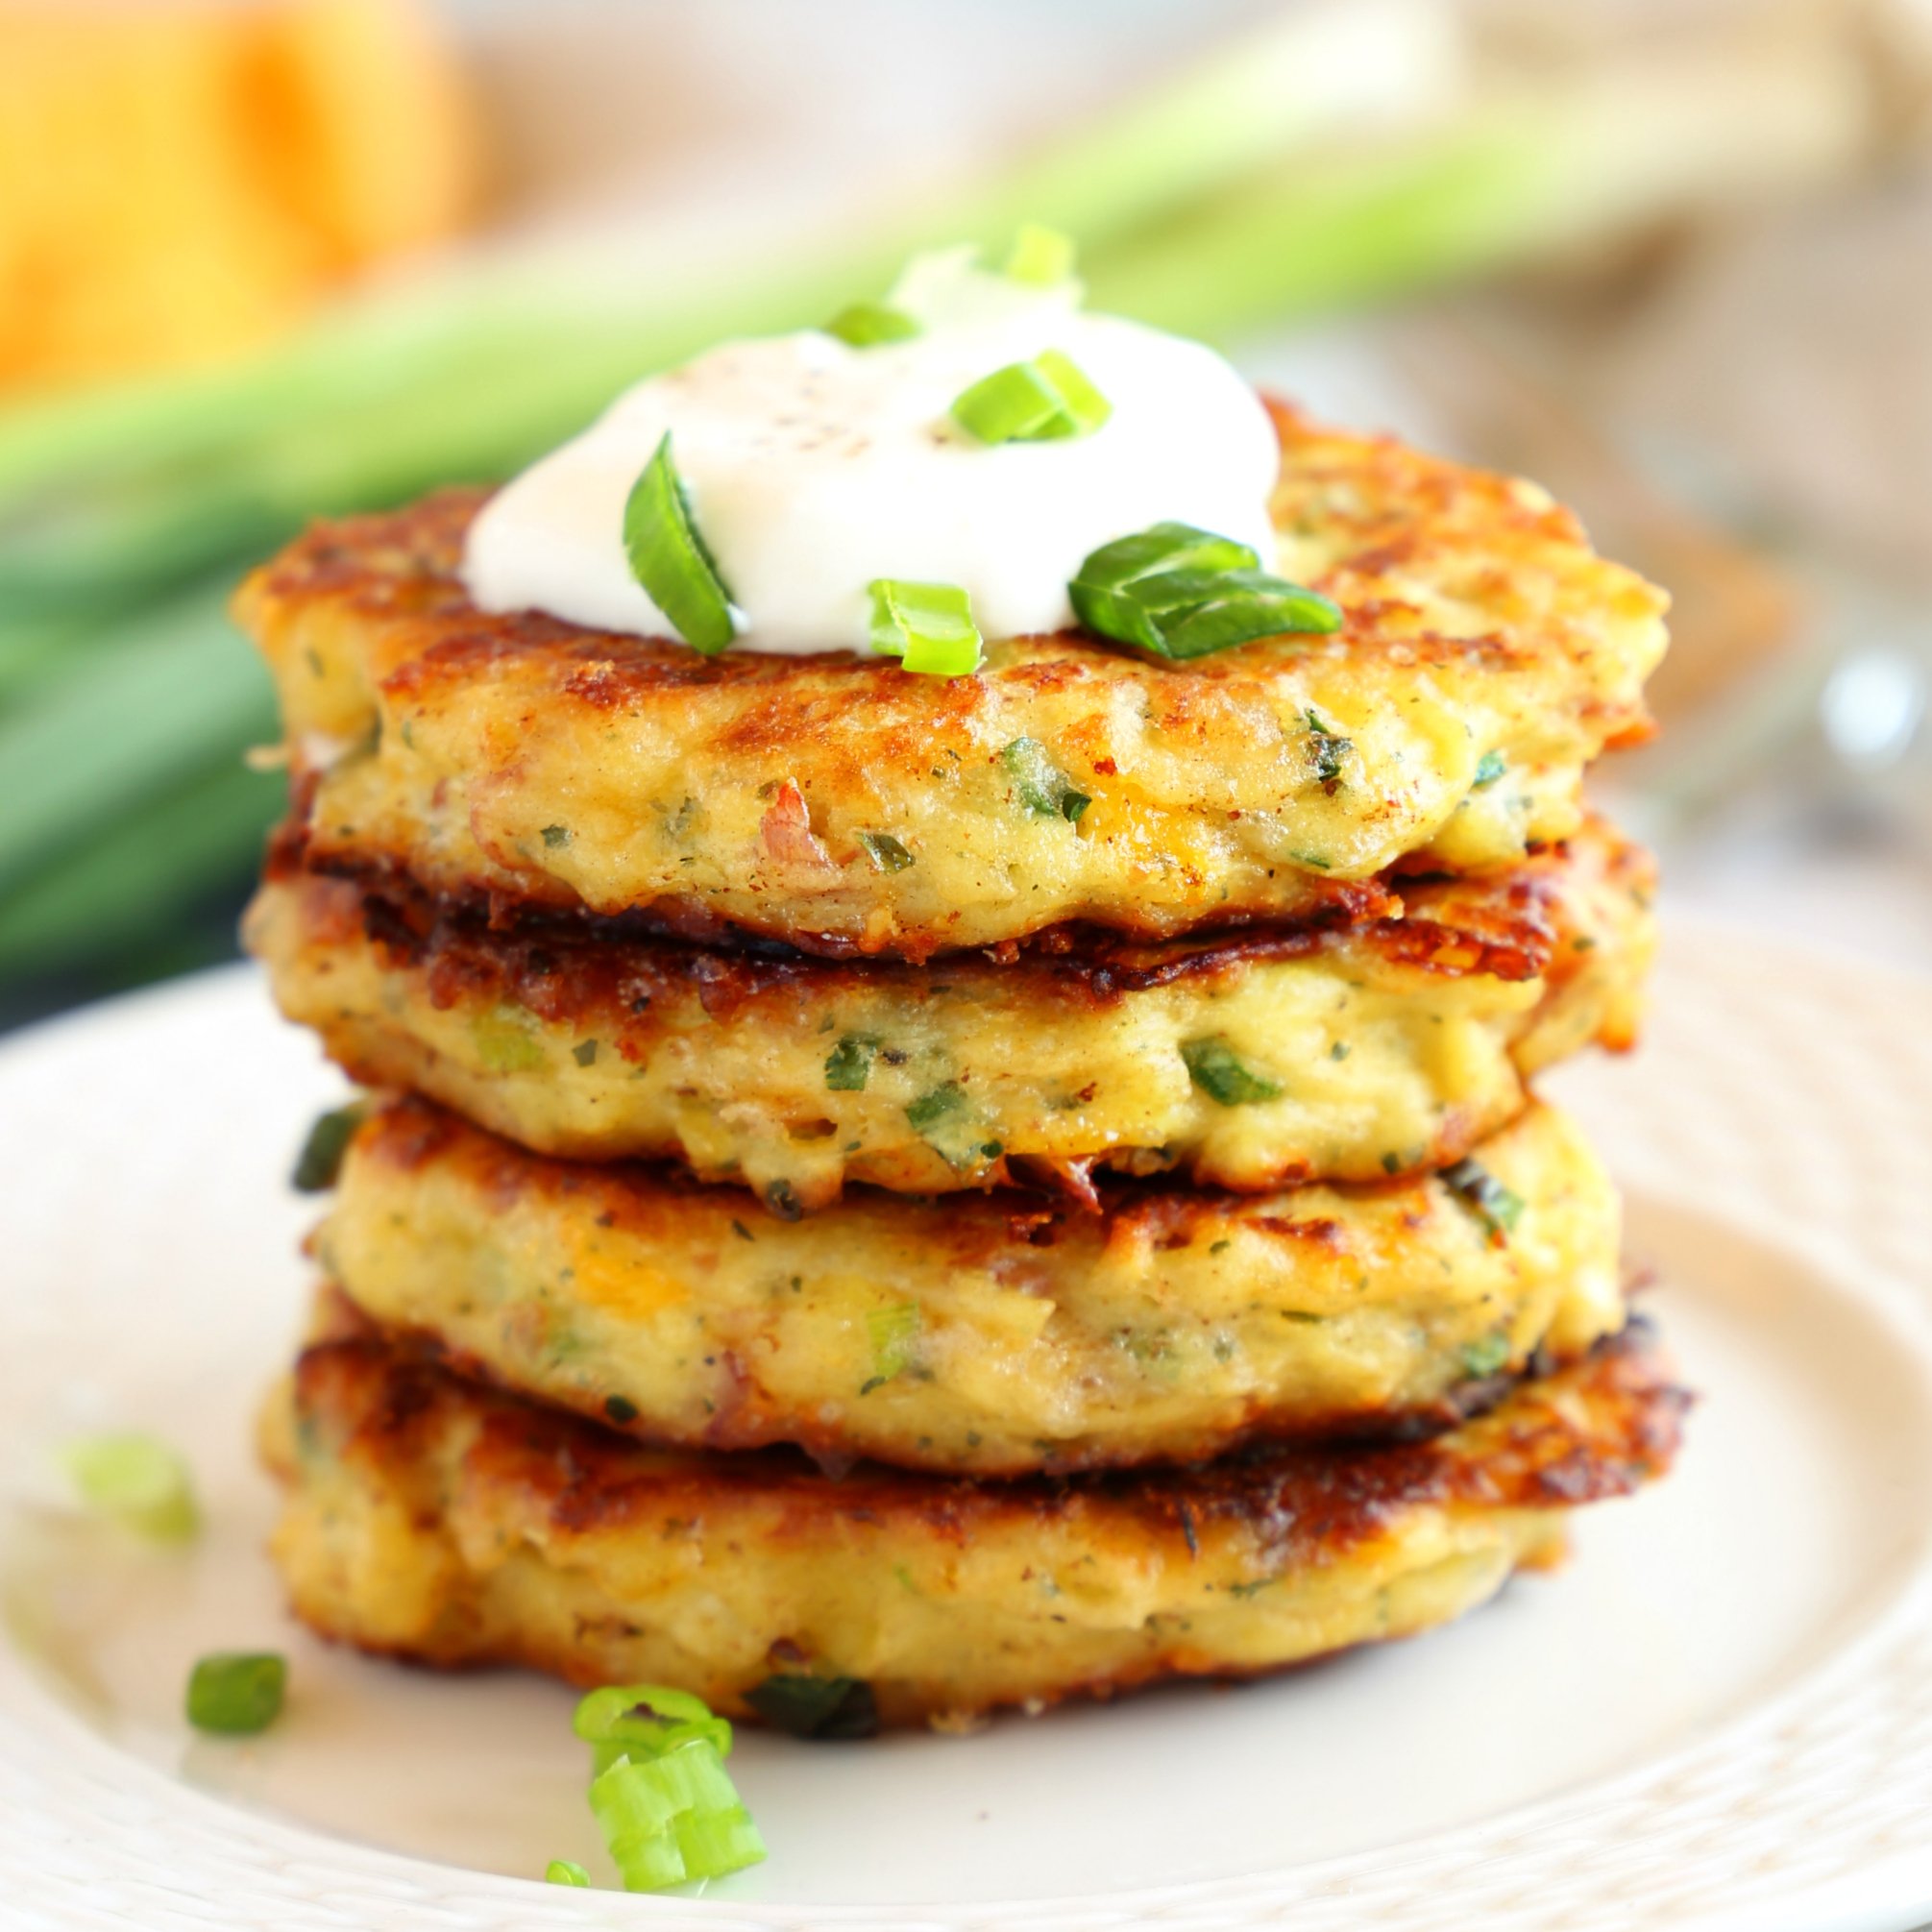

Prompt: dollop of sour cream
[462,248,1281,655]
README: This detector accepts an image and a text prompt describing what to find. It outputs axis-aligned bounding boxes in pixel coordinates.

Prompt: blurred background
[1,0,1928,1031]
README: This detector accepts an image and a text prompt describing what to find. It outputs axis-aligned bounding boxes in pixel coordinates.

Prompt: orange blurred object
[0,0,481,396]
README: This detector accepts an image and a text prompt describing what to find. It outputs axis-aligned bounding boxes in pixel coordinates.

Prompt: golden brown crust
[269,1314,1686,1726]
[316,1094,1626,1474]
[250,819,1653,1202]
[237,401,1667,959]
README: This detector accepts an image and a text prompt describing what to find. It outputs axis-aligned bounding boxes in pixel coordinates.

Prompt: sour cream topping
[463,248,1281,655]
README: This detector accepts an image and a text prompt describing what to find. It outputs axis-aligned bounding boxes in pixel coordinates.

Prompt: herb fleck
[540,823,573,848]
[572,1039,599,1067]
[858,831,916,872]
[904,1082,966,1131]
[999,737,1089,822]
[1181,1036,1283,1107]
[473,1004,545,1074]
[861,1302,922,1393]
[1460,1333,1512,1379]
[1441,1158,1525,1245]
[824,1033,881,1091]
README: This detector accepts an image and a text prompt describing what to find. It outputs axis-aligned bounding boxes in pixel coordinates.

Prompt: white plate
[5,917,1932,1932]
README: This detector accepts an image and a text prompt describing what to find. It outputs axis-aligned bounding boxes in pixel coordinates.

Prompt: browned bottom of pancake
[264,1309,1685,1729]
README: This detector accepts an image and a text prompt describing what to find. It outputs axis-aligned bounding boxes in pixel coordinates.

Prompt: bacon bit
[760,779,834,870]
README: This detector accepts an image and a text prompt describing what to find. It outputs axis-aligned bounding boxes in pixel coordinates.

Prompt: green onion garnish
[623,433,736,655]
[823,302,921,348]
[570,1685,764,1890]
[291,1102,362,1192]
[950,351,1111,445]
[1473,750,1507,787]
[857,830,915,871]
[1441,1159,1526,1245]
[575,1682,734,1774]
[862,1302,922,1394]
[745,1673,880,1740]
[999,736,1089,821]
[867,579,982,677]
[904,1082,965,1132]
[823,1032,880,1092]
[1181,1036,1284,1107]
[1308,729,1351,788]
[545,1860,591,1887]
[590,1742,765,1892]
[185,1651,285,1734]
[1068,522,1341,660]
[1004,222,1077,285]
[63,1431,199,1542]
[1460,1333,1512,1379]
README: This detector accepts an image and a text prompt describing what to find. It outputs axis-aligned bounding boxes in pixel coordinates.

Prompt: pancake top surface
[241,400,1667,958]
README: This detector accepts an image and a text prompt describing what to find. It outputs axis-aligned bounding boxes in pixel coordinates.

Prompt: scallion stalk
[63,1432,199,1542]
[185,1651,286,1734]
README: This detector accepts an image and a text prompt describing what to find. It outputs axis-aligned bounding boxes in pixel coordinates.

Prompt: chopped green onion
[1441,1159,1526,1245]
[904,1082,966,1132]
[589,1740,766,1892]
[746,1673,880,1740]
[950,351,1111,445]
[862,1302,923,1394]
[1004,223,1077,285]
[185,1651,285,1734]
[999,737,1089,821]
[546,1860,591,1888]
[1181,1036,1283,1107]
[1473,749,1507,787]
[473,1005,545,1075]
[857,830,915,871]
[823,302,921,348]
[1075,521,1259,591]
[1304,710,1352,783]
[824,1032,880,1092]
[1068,523,1340,660]
[63,1431,199,1542]
[291,1102,362,1192]
[1461,1333,1512,1379]
[1308,726,1352,787]
[623,433,736,655]
[574,1683,734,1768]
[867,578,982,676]
[564,1692,761,1885]
[902,1078,995,1171]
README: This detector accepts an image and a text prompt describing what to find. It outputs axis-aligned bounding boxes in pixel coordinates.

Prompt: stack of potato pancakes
[241,401,1686,1736]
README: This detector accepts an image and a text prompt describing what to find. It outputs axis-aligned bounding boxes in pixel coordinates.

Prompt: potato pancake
[237,402,1666,960]
[250,819,1650,1206]
[317,1096,1622,1476]
[263,1308,1684,1729]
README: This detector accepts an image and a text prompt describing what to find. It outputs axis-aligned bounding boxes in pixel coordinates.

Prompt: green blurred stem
[0,756,276,979]
[0,589,274,896]
[0,4,1450,519]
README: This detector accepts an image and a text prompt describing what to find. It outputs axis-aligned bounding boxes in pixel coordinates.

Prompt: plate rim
[6,919,1932,1931]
